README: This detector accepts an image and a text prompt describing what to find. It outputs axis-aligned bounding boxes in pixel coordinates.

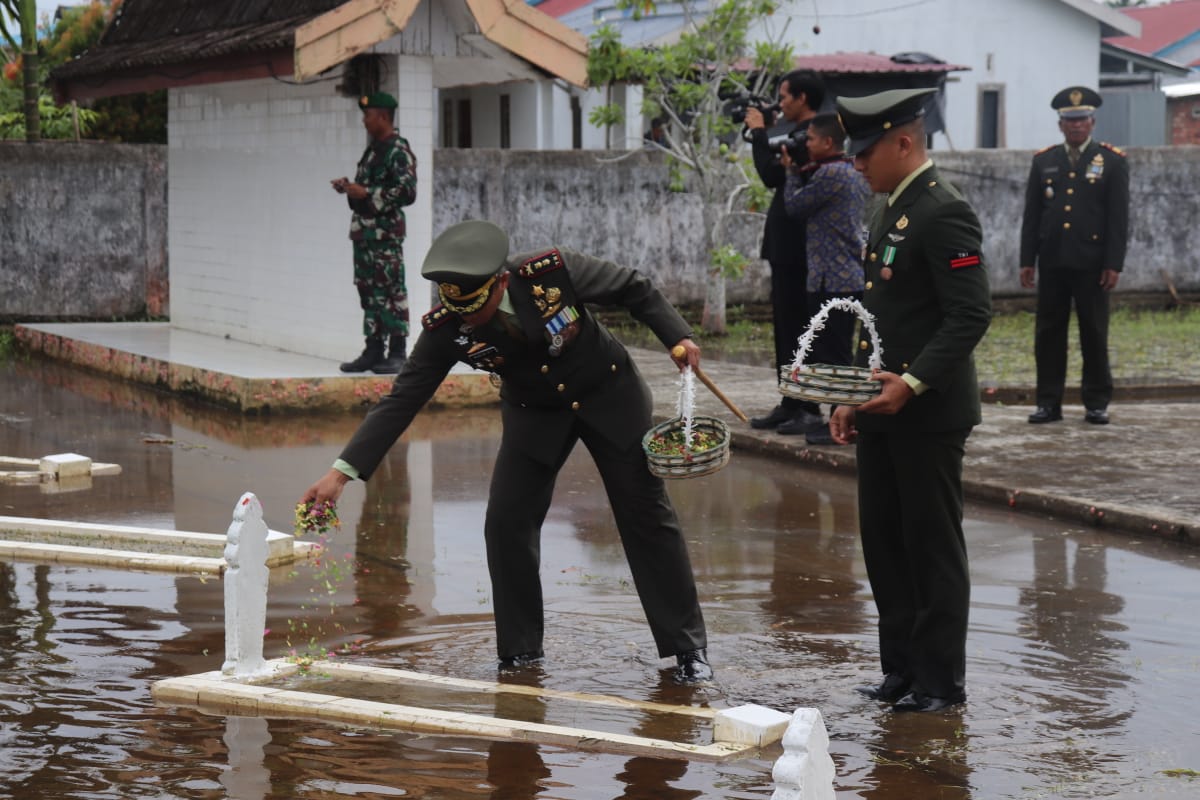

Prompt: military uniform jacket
[856,165,992,433]
[349,133,418,243]
[1019,140,1129,272]
[339,249,692,478]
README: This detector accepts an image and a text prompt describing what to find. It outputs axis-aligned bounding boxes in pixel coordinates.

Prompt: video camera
[765,124,807,157]
[723,91,780,126]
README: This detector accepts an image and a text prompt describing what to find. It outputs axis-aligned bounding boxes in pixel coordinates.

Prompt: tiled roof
[52,0,343,80]
[1105,0,1200,59]
[731,51,967,76]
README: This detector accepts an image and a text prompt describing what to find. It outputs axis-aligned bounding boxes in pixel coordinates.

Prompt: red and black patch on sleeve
[949,251,982,270]
[517,249,565,279]
[422,304,453,331]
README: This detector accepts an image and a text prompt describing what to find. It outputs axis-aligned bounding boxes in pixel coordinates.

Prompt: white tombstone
[771,708,836,800]
[40,452,92,478]
[222,492,271,678]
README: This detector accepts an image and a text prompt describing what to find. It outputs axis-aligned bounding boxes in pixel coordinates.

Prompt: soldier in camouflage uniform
[333,91,418,374]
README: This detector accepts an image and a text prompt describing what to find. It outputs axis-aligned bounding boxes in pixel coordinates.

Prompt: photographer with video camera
[745,70,826,436]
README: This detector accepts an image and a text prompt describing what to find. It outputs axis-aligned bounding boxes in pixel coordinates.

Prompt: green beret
[359,92,398,111]
[422,221,510,314]
[1052,86,1101,119]
[836,87,938,156]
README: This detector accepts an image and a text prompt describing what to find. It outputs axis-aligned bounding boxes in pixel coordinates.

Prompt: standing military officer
[830,88,992,712]
[333,91,418,374]
[302,220,712,684]
[1020,86,1129,425]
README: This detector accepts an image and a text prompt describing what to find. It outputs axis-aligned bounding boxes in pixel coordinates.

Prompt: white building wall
[168,55,436,361]
[755,0,1103,151]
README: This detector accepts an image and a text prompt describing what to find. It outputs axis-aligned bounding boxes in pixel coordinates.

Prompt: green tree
[586,0,791,334]
[0,0,39,140]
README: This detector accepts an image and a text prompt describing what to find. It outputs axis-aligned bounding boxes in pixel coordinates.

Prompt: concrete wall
[435,147,1200,301]
[0,142,167,319]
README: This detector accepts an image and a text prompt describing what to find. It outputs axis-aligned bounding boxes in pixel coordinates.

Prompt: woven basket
[779,298,885,406]
[643,415,731,480]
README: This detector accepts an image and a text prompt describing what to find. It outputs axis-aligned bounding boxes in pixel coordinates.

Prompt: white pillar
[771,708,836,800]
[222,492,271,678]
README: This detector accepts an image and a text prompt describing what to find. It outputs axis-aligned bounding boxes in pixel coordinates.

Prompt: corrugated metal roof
[52,0,343,80]
[1105,0,1200,66]
[730,52,968,76]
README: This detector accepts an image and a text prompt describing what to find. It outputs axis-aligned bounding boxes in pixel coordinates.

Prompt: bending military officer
[830,88,992,713]
[334,92,418,375]
[1020,86,1129,426]
[302,220,712,684]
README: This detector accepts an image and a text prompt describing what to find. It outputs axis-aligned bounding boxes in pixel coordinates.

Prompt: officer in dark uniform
[302,220,712,684]
[829,88,992,712]
[1020,86,1129,425]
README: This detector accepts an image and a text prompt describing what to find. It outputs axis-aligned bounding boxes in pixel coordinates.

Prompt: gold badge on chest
[532,284,563,318]
[895,214,909,231]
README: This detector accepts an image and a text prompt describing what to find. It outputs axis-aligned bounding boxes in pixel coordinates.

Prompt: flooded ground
[3,357,1200,799]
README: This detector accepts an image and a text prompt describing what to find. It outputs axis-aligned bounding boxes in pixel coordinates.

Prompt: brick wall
[1167,97,1200,146]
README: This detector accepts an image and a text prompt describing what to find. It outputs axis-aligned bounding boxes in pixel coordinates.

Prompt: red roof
[1105,0,1200,60]
[732,51,968,75]
[794,51,967,74]
[532,0,593,17]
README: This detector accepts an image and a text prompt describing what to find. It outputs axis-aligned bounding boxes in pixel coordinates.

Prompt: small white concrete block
[771,708,836,800]
[40,453,92,478]
[713,704,792,747]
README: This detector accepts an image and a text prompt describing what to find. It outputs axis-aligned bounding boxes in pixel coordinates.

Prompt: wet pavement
[3,356,1200,798]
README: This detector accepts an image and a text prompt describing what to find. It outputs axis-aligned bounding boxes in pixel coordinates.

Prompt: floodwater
[2,356,1200,800]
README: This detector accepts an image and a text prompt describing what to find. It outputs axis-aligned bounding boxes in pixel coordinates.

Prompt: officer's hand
[1019,266,1036,289]
[302,468,350,507]
[779,146,793,169]
[1100,269,1120,292]
[854,371,914,416]
[345,183,368,200]
[830,405,856,445]
[670,339,701,371]
[744,107,765,131]
[331,177,349,193]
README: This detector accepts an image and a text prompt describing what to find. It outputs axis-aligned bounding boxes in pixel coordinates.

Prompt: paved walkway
[14,322,1199,544]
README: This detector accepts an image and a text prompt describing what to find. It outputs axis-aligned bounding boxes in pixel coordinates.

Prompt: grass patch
[601,304,1200,388]
[0,325,14,360]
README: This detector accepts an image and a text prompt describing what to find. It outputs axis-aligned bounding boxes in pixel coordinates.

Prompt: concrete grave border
[0,515,316,574]
[153,658,790,760]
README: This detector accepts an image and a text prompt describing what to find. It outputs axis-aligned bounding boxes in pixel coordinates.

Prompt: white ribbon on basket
[788,297,885,374]
[676,366,697,445]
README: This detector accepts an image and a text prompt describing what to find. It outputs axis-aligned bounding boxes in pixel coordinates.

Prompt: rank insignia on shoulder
[422,304,453,330]
[949,252,981,270]
[1099,142,1125,157]
[518,249,565,278]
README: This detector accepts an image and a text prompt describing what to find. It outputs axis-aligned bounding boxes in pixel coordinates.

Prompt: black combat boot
[370,334,407,374]
[339,337,385,373]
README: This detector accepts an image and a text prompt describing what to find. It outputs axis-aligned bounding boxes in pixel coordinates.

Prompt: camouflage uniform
[348,133,417,338]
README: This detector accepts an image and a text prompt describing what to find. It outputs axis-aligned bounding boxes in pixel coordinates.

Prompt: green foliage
[0,94,98,138]
[710,244,749,280]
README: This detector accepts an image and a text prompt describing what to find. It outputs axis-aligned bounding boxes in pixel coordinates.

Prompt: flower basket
[643,415,731,479]
[642,366,731,479]
[779,297,885,406]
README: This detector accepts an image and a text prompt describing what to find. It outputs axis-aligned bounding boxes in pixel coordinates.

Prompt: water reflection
[5,358,1200,798]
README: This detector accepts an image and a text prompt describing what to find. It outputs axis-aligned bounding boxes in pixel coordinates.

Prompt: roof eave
[1055,0,1140,38]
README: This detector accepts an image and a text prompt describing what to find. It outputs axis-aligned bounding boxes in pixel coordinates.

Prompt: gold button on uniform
[865,281,873,290]
[611,363,618,372]
[869,252,878,262]
[1063,222,1071,230]
[557,383,565,392]
[571,401,580,410]
[1068,172,1076,179]
[859,340,869,351]
[1066,188,1074,195]
[1064,205,1072,212]
[540,365,549,374]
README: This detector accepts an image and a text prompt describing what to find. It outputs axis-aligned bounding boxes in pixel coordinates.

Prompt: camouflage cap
[1052,86,1101,120]
[836,87,938,156]
[422,221,511,314]
[359,92,398,110]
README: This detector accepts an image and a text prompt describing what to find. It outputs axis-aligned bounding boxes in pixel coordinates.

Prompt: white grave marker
[222,492,272,678]
[771,708,836,800]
